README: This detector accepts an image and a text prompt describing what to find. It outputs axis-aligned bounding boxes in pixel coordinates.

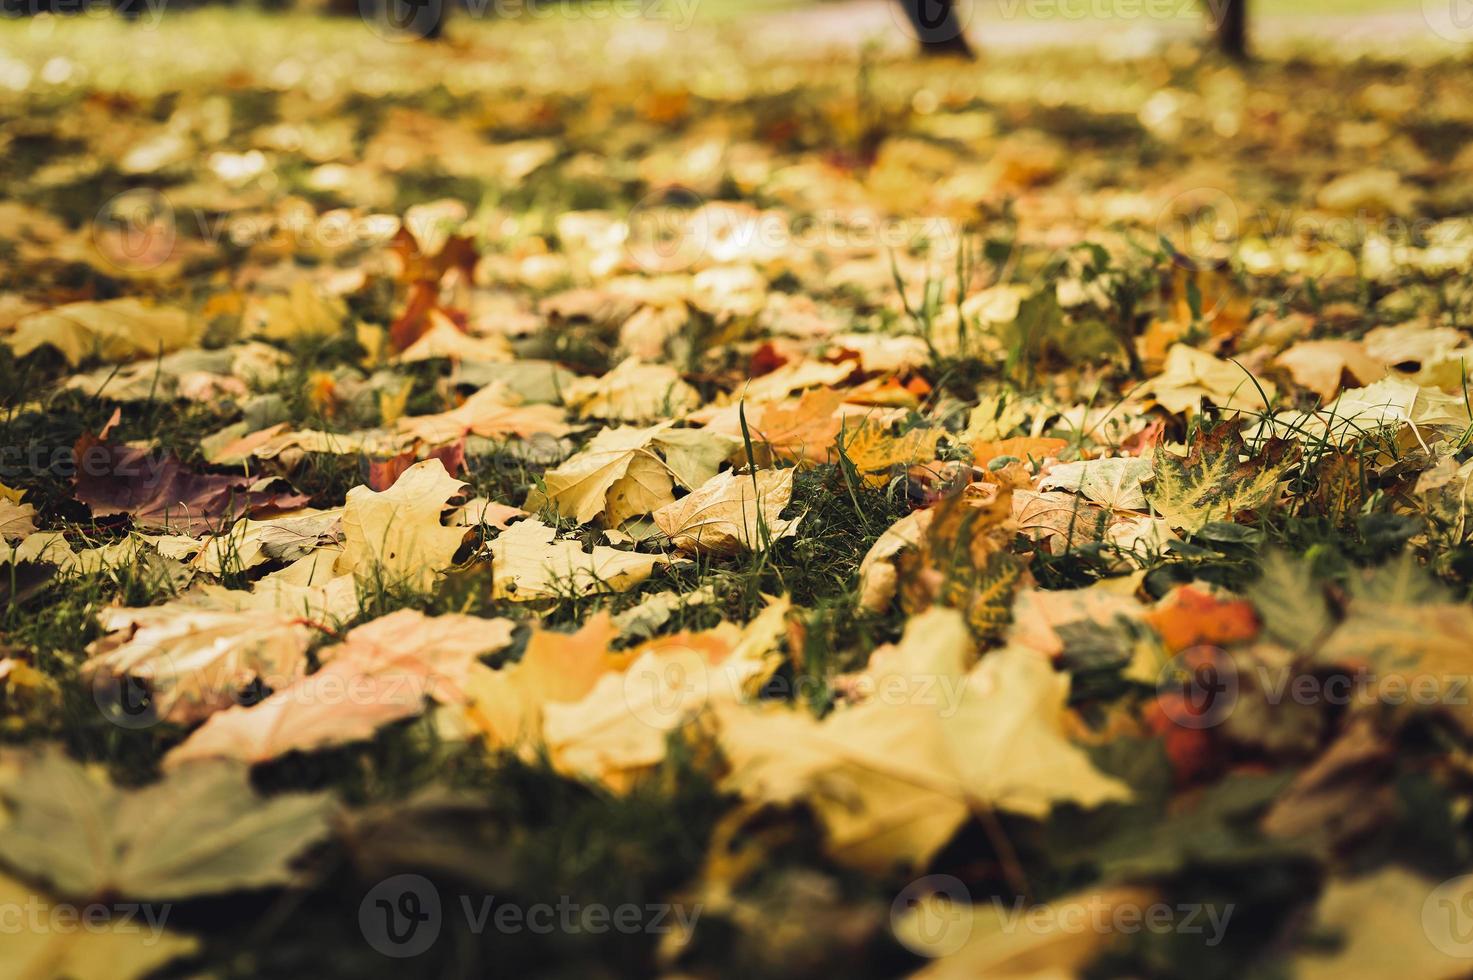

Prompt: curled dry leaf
[84,605,318,724]
[489,518,678,600]
[563,357,701,421]
[396,382,569,446]
[0,871,198,980]
[534,422,737,526]
[74,441,308,536]
[653,468,800,555]
[165,609,516,767]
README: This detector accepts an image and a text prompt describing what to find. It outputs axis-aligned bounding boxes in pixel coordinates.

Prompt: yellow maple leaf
[718,609,1128,871]
[337,458,470,590]
[839,418,944,487]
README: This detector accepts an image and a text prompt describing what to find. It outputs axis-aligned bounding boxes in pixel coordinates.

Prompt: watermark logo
[1423,874,1473,957]
[1155,646,1239,729]
[889,0,975,46]
[360,874,443,958]
[890,874,974,958]
[625,186,711,274]
[93,189,176,274]
[91,670,165,731]
[1156,187,1239,269]
[620,648,710,728]
[357,877,701,956]
[1424,0,1473,43]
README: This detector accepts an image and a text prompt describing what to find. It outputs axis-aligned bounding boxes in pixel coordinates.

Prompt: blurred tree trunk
[1215,0,1248,59]
[897,0,974,58]
[894,0,1246,59]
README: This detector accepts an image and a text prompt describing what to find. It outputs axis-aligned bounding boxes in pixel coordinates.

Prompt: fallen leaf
[1037,456,1153,511]
[653,468,800,555]
[74,442,307,536]
[0,871,197,980]
[7,299,200,366]
[489,518,676,600]
[563,357,701,421]
[719,609,1128,871]
[165,610,515,766]
[1146,423,1299,531]
[337,458,470,590]
[83,605,318,724]
[0,748,331,899]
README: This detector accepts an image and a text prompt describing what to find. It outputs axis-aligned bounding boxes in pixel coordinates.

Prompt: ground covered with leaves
[5,9,1473,978]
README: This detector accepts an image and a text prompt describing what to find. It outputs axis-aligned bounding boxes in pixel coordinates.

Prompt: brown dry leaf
[83,605,317,725]
[971,436,1069,469]
[1,871,198,980]
[1012,489,1111,554]
[488,518,677,601]
[857,508,934,613]
[1144,344,1275,416]
[1008,582,1145,659]
[0,498,37,541]
[192,508,342,576]
[1276,339,1385,402]
[1144,585,1259,653]
[563,357,701,421]
[535,422,735,525]
[454,613,624,748]
[336,458,470,590]
[397,382,570,445]
[839,419,944,487]
[393,309,514,363]
[1037,457,1154,511]
[242,280,347,341]
[74,441,308,536]
[653,469,799,555]
[736,360,853,404]
[899,885,1157,978]
[1293,868,1466,980]
[164,610,515,767]
[750,388,846,463]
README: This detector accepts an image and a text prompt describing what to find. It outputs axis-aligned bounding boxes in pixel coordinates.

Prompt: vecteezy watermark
[1,444,175,484]
[1423,874,1473,958]
[1155,646,1240,730]
[92,190,401,275]
[0,0,168,28]
[1156,187,1240,268]
[358,0,702,43]
[1154,648,1473,731]
[890,875,1235,958]
[623,187,964,274]
[0,896,175,944]
[1423,0,1473,44]
[358,874,702,958]
[891,875,975,957]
